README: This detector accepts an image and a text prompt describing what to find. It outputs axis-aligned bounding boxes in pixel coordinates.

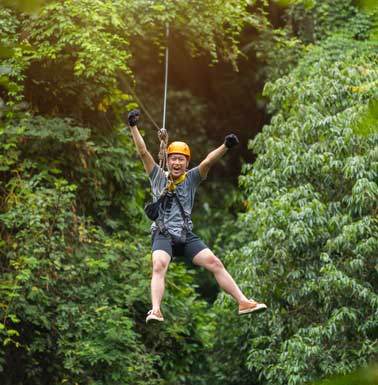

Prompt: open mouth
[171,168,183,177]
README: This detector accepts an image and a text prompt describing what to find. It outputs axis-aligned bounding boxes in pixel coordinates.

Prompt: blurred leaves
[0,0,45,13]
[1,0,378,384]
[352,99,378,136]
[356,0,378,12]
[209,2,378,385]
[273,0,315,9]
[0,1,253,384]
[312,365,378,385]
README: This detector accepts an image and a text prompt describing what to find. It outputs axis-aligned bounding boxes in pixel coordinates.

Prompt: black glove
[127,109,140,127]
[224,133,239,149]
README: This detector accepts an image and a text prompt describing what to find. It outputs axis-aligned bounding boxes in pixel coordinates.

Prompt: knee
[152,259,169,275]
[207,256,224,273]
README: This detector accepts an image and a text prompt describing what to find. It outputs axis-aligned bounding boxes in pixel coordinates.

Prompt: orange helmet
[167,141,191,160]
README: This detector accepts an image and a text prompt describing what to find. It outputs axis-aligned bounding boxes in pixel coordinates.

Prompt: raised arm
[127,110,156,175]
[198,134,239,179]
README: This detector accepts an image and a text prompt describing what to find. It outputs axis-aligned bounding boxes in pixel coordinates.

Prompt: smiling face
[168,153,189,179]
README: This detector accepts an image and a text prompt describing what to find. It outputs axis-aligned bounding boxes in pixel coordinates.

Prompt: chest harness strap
[155,183,191,243]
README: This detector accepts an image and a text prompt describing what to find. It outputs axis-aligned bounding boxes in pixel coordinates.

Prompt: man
[127,109,267,323]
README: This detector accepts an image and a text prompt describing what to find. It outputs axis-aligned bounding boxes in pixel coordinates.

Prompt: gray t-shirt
[148,164,203,238]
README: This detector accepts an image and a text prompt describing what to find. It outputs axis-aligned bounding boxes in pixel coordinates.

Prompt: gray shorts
[151,231,208,261]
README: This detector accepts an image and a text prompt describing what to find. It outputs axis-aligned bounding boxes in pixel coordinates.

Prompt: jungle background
[1,0,378,384]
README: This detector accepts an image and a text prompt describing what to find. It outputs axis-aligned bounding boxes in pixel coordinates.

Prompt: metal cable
[162,23,169,131]
[156,23,171,195]
[121,23,171,195]
[119,73,161,131]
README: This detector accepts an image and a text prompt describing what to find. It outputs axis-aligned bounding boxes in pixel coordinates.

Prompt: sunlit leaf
[352,99,378,136]
[356,0,378,11]
[0,0,45,13]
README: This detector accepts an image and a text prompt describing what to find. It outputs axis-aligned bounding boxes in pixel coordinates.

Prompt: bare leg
[151,250,171,311]
[192,248,249,304]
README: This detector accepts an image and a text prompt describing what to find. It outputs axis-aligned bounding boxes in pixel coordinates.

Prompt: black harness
[155,191,191,244]
[144,171,191,243]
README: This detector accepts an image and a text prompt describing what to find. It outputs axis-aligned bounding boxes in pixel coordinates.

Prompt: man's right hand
[127,109,140,127]
[224,133,239,149]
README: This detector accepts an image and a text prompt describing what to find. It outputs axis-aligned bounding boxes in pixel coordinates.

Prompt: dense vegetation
[0,0,377,384]
[212,1,378,385]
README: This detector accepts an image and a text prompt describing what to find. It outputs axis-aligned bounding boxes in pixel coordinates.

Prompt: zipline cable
[121,23,170,140]
[121,23,171,193]
[157,23,170,178]
[162,23,169,131]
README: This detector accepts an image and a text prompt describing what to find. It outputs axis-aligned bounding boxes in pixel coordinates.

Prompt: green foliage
[352,99,378,136]
[3,1,378,384]
[252,0,377,82]
[287,0,372,42]
[0,113,216,384]
[140,262,216,385]
[357,0,378,12]
[211,33,378,385]
[135,88,212,164]
[0,0,261,126]
[311,365,378,385]
[1,1,256,383]
[0,117,156,384]
[0,0,45,12]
